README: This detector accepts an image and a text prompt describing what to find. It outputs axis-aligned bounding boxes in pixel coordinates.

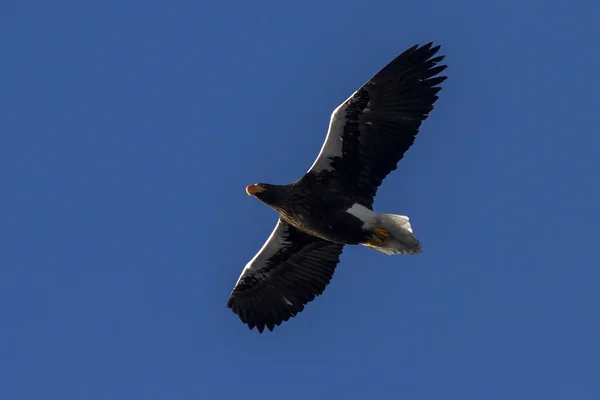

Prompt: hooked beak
[246,184,265,196]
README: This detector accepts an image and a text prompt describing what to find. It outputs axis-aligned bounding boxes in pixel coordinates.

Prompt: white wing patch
[307,90,357,173]
[234,219,287,287]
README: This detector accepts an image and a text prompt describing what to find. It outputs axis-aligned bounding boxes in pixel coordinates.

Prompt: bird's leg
[365,227,390,247]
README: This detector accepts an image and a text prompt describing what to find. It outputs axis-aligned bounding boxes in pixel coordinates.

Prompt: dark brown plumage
[227,220,344,332]
[227,42,448,333]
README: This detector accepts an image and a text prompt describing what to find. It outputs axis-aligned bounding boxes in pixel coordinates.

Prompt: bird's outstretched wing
[304,42,447,207]
[227,219,344,333]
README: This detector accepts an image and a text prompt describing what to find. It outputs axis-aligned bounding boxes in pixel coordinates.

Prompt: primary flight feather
[227,42,448,333]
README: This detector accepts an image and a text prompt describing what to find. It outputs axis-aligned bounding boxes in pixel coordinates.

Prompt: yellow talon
[366,227,390,247]
[373,227,390,238]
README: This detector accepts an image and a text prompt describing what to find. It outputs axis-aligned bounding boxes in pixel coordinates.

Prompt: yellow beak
[246,184,265,195]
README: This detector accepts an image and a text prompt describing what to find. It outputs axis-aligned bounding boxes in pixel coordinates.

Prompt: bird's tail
[364,213,422,255]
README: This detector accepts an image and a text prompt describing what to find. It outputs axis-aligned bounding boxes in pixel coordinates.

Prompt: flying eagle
[227,43,447,333]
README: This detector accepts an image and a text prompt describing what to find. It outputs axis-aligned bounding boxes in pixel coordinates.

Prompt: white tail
[370,213,422,255]
[346,203,423,255]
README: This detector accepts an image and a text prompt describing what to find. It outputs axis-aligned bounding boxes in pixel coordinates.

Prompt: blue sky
[1,0,599,398]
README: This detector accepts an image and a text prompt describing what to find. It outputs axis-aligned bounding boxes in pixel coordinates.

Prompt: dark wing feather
[304,42,447,207]
[227,219,344,333]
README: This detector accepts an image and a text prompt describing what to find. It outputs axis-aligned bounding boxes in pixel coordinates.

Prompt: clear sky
[1,0,599,399]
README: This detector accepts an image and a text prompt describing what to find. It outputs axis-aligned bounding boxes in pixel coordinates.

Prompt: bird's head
[245,183,285,207]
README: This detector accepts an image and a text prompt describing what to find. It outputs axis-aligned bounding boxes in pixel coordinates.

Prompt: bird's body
[254,181,368,245]
[227,42,448,333]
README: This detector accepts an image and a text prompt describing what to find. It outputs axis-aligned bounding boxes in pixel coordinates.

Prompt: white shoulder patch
[307,90,358,173]
[234,219,287,286]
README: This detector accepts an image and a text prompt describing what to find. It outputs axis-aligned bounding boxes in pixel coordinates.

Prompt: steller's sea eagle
[227,42,447,333]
